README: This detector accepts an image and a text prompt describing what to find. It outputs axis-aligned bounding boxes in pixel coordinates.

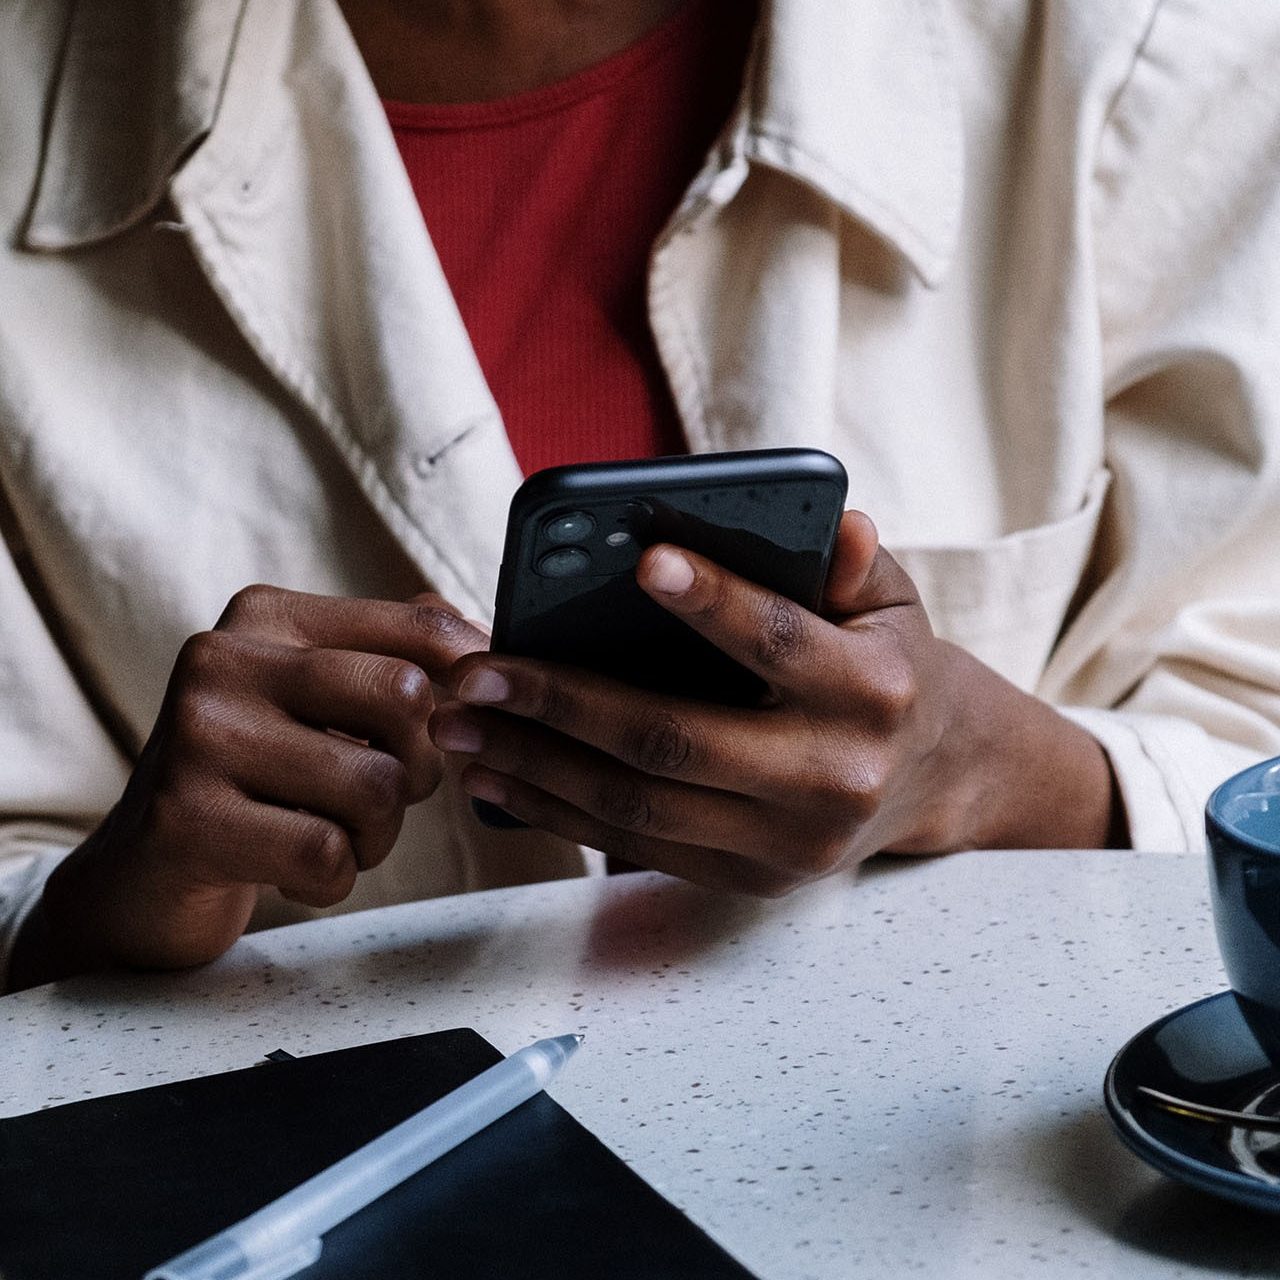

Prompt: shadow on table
[575,849,928,974]
[581,873,790,971]
[1031,1106,1280,1274]
[29,875,802,1024]
[330,874,781,984]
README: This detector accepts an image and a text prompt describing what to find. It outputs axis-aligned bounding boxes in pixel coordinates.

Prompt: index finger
[634,545,842,696]
[215,585,489,679]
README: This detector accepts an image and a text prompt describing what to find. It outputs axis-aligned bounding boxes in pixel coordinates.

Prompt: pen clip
[234,1239,323,1280]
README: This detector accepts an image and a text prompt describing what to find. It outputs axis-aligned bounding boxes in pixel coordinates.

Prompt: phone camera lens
[544,511,596,544]
[537,547,592,578]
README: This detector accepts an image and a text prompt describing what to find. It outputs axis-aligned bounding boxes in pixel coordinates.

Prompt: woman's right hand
[13,585,488,985]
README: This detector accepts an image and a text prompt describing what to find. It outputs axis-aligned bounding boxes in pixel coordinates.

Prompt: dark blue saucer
[1106,990,1280,1212]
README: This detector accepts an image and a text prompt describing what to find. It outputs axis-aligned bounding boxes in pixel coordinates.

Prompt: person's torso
[0,0,1224,917]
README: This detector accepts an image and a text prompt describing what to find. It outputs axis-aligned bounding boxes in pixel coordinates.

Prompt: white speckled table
[3,849,1275,1279]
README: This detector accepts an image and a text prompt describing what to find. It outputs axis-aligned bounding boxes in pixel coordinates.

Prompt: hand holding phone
[429,474,1120,893]
[470,449,846,825]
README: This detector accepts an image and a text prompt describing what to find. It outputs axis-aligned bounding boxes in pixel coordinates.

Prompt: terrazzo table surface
[4,848,1274,1279]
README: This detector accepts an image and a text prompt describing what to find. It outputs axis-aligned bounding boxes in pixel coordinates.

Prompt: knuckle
[846,773,886,826]
[173,631,230,688]
[167,686,229,759]
[290,643,329,688]
[808,756,883,826]
[867,659,918,730]
[629,711,696,777]
[219,583,281,630]
[528,673,571,727]
[594,777,654,833]
[752,595,806,670]
[411,600,467,645]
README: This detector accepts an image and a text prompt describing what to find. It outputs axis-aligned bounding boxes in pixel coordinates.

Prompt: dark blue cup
[1207,756,1280,1020]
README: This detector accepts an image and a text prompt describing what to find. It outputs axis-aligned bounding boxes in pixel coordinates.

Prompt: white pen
[145,1033,584,1280]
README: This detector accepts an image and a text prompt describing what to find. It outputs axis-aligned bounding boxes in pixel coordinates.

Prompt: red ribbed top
[385,0,754,476]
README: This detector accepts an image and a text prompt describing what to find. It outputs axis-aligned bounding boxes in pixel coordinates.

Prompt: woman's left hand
[429,511,1120,895]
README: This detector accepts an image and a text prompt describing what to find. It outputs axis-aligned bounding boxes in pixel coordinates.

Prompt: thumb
[821,511,921,619]
[822,510,880,615]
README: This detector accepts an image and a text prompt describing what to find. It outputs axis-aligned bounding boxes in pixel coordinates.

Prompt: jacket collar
[22,0,247,251]
[22,0,962,285]
[745,0,962,287]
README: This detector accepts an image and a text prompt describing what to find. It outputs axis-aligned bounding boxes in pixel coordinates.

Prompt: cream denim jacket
[2,0,1279,982]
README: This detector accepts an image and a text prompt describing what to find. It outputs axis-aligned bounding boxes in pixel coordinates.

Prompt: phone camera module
[544,511,596,545]
[537,546,592,578]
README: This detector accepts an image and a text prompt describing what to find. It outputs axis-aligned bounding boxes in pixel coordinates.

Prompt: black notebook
[0,1028,756,1280]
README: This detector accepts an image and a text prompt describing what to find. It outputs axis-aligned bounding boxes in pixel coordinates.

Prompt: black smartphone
[475,448,848,826]
[493,447,848,701]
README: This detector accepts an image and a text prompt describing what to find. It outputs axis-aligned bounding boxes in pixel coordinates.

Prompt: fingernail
[646,547,695,595]
[459,667,510,704]
[434,717,484,753]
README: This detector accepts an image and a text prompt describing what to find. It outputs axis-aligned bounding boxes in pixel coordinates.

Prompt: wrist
[926,644,1119,851]
[33,828,131,978]
[21,810,198,982]
[6,838,119,992]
